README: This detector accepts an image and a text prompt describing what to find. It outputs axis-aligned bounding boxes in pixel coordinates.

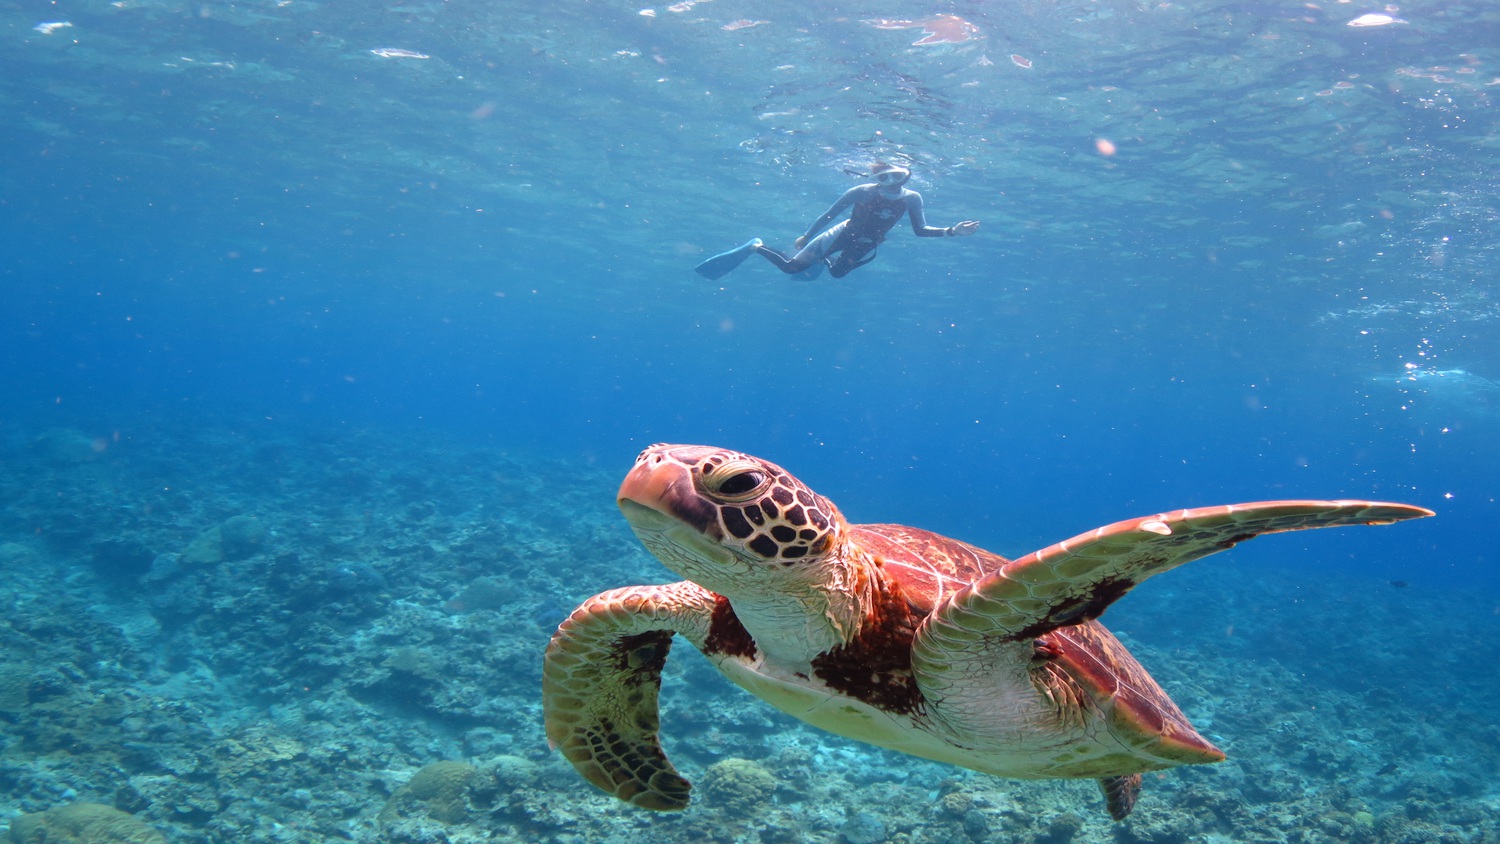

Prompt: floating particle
[1095,138,1116,155]
[1010,53,1032,69]
[371,48,429,58]
[865,14,981,45]
[34,21,73,34]
[1346,13,1405,26]
[722,19,767,31]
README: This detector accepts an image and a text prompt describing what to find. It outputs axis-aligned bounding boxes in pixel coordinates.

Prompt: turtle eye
[701,457,774,502]
[718,470,766,497]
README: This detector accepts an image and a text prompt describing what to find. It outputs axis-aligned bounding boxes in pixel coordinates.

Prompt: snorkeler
[695,161,980,280]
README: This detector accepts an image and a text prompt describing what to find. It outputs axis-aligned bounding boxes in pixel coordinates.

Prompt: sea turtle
[543,444,1432,819]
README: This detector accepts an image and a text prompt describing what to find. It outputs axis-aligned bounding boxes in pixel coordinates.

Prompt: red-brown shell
[852,523,1009,614]
[799,524,1011,715]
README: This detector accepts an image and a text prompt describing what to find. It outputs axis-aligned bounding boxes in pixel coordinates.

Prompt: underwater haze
[2,0,1498,842]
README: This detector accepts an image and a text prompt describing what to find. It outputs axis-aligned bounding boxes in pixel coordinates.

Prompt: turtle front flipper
[543,581,719,810]
[910,500,1431,818]
[918,499,1432,645]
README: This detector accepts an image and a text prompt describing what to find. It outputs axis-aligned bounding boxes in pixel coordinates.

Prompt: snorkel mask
[872,166,911,187]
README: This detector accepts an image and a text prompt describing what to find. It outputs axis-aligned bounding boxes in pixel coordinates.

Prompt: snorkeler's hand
[794,236,809,250]
[950,221,980,237]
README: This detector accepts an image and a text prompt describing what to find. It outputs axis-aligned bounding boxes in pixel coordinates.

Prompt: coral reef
[0,415,1494,844]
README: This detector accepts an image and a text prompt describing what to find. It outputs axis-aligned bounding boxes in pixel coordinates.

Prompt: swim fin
[694,238,763,280]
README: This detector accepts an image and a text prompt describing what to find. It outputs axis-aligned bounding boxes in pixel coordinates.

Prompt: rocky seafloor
[0,414,1496,844]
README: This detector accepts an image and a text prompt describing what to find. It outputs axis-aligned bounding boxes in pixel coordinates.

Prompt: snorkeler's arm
[907,191,980,237]
[800,187,863,242]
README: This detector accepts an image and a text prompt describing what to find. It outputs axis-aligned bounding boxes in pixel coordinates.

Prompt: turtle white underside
[712,639,1136,780]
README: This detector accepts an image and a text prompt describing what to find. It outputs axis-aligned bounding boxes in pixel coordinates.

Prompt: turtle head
[618,444,844,595]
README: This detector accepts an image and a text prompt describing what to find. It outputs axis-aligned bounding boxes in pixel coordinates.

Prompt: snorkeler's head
[870,160,911,187]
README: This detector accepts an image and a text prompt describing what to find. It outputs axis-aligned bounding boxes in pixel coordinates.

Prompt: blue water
[2,0,1498,840]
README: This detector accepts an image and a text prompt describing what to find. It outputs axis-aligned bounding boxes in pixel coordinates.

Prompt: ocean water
[2,0,1497,841]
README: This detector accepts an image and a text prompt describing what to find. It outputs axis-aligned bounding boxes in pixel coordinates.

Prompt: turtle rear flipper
[1099,774,1142,821]
[543,582,718,810]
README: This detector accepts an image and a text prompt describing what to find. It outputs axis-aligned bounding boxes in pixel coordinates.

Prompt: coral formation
[180,527,223,565]
[447,576,514,612]
[0,664,30,715]
[181,515,265,565]
[379,760,480,825]
[6,802,167,843]
[699,757,778,812]
[26,429,101,466]
[218,515,267,561]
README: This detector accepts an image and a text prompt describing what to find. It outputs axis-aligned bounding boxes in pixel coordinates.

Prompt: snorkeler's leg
[754,245,813,274]
[758,223,843,275]
[827,246,877,278]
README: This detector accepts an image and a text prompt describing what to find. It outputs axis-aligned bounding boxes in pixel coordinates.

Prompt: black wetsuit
[756,183,954,278]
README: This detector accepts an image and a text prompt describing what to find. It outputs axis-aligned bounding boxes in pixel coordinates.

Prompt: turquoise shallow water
[1,0,1497,841]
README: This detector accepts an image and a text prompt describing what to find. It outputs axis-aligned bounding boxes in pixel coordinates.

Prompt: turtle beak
[618,457,736,574]
[618,452,687,518]
[617,451,721,538]
[617,498,675,532]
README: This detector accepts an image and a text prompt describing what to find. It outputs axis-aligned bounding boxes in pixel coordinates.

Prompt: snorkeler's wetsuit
[756,183,954,278]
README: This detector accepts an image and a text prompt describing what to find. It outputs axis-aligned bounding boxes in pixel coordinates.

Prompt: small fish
[1010,54,1032,69]
[1376,762,1399,775]
[1389,580,1409,589]
[370,47,429,59]
[1347,13,1406,27]
[34,21,73,34]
